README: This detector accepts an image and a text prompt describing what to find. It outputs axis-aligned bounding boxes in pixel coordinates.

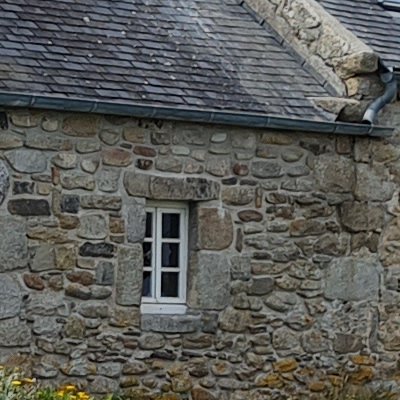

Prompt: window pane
[162,243,179,268]
[161,272,179,297]
[162,213,180,238]
[145,212,153,238]
[142,272,152,297]
[143,242,152,267]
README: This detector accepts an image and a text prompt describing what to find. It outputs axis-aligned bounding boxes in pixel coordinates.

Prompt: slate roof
[0,0,332,120]
[318,0,400,66]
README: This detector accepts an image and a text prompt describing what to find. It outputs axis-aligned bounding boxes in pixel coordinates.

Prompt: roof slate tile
[0,0,333,119]
[318,0,400,66]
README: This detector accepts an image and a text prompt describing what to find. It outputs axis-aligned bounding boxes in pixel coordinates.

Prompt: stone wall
[0,108,400,399]
[244,0,385,121]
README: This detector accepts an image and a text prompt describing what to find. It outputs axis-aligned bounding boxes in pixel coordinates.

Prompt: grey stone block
[324,256,381,301]
[116,245,143,306]
[141,314,201,333]
[0,216,28,272]
[188,252,230,310]
[0,275,22,320]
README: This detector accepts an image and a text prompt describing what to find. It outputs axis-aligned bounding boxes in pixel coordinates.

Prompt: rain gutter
[0,91,394,137]
[362,62,398,124]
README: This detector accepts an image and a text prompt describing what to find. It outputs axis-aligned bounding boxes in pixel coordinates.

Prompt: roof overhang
[0,91,394,137]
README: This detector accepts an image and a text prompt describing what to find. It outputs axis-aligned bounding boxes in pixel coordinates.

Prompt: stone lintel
[124,172,220,201]
[141,314,202,333]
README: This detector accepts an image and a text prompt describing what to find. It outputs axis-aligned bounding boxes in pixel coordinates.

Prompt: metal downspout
[362,63,398,124]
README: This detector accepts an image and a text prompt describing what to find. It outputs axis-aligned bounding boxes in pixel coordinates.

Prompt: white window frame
[141,201,188,315]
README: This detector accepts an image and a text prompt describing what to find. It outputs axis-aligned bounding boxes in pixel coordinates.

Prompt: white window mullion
[151,209,157,300]
[155,208,162,302]
[179,207,187,303]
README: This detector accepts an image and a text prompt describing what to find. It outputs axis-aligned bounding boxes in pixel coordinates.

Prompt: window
[141,202,188,314]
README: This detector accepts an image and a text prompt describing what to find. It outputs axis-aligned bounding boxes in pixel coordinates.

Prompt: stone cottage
[0,0,399,398]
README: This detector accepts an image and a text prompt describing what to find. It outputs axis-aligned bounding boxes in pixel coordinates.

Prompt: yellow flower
[11,380,22,386]
[22,378,36,384]
[64,385,76,392]
[57,391,65,397]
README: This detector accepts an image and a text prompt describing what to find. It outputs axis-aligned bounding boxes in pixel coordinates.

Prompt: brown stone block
[350,366,374,385]
[55,245,76,270]
[10,111,42,127]
[156,157,183,173]
[59,215,80,230]
[110,307,140,328]
[333,333,363,354]
[23,273,45,291]
[255,373,284,388]
[123,172,151,197]
[219,307,251,333]
[339,201,384,232]
[123,126,146,143]
[195,207,233,250]
[66,271,95,286]
[62,115,100,137]
[102,148,133,167]
[28,227,70,244]
[315,154,355,193]
[222,187,255,205]
[0,133,24,149]
[308,381,326,392]
[110,217,125,234]
[238,210,263,222]
[350,355,375,366]
[65,283,91,300]
[80,195,122,210]
[61,173,95,191]
[273,358,299,373]
[260,133,293,145]
[233,163,249,176]
[191,388,216,400]
[289,218,325,237]
[334,51,378,79]
[134,145,156,157]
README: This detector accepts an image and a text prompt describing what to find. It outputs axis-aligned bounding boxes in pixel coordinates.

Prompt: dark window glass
[162,243,179,268]
[162,213,180,238]
[142,272,152,296]
[161,272,179,297]
[143,242,152,267]
[145,212,153,238]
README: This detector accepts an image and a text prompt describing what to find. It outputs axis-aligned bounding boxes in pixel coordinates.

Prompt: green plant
[0,367,91,400]
[0,366,36,400]
[36,385,91,400]
[324,382,398,400]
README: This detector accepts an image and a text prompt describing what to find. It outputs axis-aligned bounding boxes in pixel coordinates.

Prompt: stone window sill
[141,310,202,333]
[140,303,187,315]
